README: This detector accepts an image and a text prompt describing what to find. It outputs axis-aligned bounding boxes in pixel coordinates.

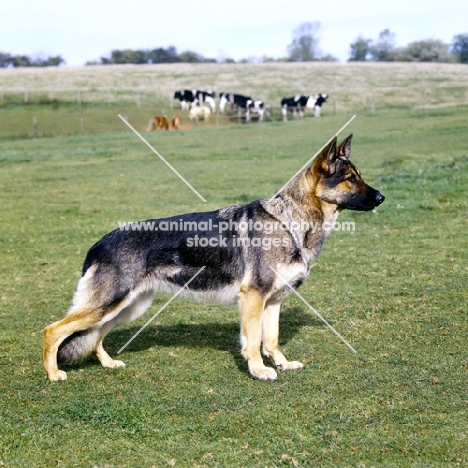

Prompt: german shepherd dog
[43,134,384,382]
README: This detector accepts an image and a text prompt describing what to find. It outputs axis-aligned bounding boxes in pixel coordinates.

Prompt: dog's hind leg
[95,290,156,369]
[43,307,103,381]
[261,301,304,372]
[239,287,277,381]
[45,265,135,381]
[44,295,137,381]
[94,340,126,369]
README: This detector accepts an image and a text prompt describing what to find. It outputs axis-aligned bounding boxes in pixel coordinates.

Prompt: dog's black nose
[375,192,385,205]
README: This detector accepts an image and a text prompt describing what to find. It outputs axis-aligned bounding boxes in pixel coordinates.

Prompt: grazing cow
[219,93,265,122]
[245,100,265,122]
[174,89,216,112]
[159,116,169,130]
[193,90,216,112]
[171,115,181,130]
[146,116,169,131]
[174,90,194,111]
[281,94,328,121]
[189,105,211,123]
[312,94,328,117]
[219,92,251,113]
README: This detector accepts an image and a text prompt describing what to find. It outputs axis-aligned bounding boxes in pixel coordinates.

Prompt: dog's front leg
[262,301,304,372]
[239,288,277,381]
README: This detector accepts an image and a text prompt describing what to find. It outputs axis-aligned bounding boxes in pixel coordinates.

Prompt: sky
[1,0,467,66]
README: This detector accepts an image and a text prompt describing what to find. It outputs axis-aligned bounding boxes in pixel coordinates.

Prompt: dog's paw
[102,359,126,369]
[277,360,304,372]
[249,364,278,381]
[47,369,68,382]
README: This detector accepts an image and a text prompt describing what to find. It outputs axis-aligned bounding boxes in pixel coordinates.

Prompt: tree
[287,22,321,61]
[29,55,65,66]
[396,39,454,62]
[147,47,180,64]
[3,55,30,67]
[111,49,147,64]
[179,50,204,63]
[349,36,373,61]
[452,33,468,63]
[0,51,10,66]
[40,55,65,66]
[370,29,396,61]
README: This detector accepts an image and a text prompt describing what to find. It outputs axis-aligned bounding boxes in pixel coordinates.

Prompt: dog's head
[310,134,385,211]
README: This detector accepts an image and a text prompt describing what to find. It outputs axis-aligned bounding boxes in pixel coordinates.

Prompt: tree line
[349,29,468,63]
[0,52,65,67]
[87,47,216,65]
[288,23,468,64]
[1,24,467,67]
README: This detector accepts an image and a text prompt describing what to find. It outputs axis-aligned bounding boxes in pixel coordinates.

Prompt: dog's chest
[270,262,309,299]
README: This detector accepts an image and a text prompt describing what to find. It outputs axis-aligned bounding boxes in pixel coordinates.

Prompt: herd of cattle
[147,89,328,130]
[174,89,328,121]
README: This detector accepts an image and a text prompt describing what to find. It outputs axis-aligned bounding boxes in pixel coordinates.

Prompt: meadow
[1,62,468,141]
[0,63,467,467]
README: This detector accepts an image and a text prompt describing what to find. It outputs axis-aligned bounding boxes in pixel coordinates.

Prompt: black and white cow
[173,89,216,112]
[219,92,265,122]
[174,90,195,111]
[280,94,328,120]
[193,90,216,112]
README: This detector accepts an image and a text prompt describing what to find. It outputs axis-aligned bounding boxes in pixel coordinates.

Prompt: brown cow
[171,115,181,130]
[146,116,169,131]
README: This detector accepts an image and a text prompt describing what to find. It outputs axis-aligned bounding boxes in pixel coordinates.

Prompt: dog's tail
[57,328,100,365]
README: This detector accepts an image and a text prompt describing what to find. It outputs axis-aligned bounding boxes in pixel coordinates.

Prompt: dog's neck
[272,174,342,263]
[277,172,340,221]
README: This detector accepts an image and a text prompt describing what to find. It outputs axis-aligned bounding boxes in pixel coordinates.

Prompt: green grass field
[1,62,468,141]
[1,64,467,467]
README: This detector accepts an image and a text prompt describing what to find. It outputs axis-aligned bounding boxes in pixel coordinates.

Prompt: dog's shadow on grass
[96,305,324,375]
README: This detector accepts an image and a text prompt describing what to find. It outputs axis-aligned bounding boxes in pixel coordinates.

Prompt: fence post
[0,87,3,101]
[24,90,29,104]
[333,99,336,115]
[32,117,38,138]
[107,88,112,104]
[423,89,426,110]
[136,92,141,109]
[76,90,81,105]
[80,117,85,134]
[169,92,173,109]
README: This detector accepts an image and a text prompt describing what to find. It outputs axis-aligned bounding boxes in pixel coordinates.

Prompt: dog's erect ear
[338,133,353,160]
[323,137,338,175]
[310,137,338,178]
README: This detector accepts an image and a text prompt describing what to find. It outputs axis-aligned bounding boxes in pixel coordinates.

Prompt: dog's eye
[345,174,357,183]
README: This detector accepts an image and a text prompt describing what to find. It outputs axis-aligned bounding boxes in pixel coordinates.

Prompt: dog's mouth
[344,191,385,211]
